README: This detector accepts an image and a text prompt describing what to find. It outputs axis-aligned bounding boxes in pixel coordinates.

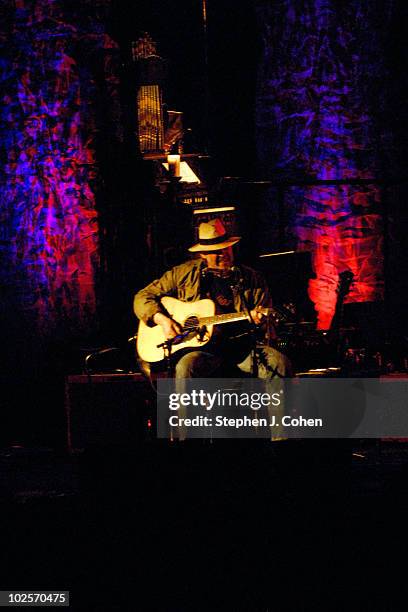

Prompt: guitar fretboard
[199,311,250,326]
[183,308,274,329]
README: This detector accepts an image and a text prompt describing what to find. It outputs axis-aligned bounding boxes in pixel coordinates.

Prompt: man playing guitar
[134,218,291,379]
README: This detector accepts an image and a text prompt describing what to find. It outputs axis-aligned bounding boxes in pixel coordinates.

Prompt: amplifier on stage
[65,373,153,453]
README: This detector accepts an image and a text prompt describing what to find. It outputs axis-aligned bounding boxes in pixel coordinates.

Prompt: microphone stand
[157,338,175,378]
[157,330,192,377]
[230,267,259,378]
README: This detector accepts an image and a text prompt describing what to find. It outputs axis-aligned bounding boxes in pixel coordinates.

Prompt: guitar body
[137,297,216,363]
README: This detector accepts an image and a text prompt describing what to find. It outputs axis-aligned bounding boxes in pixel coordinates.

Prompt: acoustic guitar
[137,296,282,363]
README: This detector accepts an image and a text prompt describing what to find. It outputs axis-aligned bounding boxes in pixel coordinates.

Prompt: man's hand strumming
[153,312,183,340]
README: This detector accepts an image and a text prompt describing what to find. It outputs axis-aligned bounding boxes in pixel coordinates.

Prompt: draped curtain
[0,0,121,336]
[255,0,399,328]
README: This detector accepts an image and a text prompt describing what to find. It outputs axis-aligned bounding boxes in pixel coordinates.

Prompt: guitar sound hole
[183,316,199,332]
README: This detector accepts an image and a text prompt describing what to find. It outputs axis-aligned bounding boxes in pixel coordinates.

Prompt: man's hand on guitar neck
[153,312,183,340]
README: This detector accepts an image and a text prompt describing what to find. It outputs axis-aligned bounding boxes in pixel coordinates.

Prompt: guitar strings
[179,308,277,331]
[181,313,252,331]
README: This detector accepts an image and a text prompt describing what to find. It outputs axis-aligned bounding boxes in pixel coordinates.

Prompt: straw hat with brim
[188,219,241,252]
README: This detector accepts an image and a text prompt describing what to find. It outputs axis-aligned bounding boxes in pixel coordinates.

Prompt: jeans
[172,346,291,441]
[174,345,292,379]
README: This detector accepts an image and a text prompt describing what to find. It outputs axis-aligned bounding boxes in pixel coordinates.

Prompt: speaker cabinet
[65,374,152,452]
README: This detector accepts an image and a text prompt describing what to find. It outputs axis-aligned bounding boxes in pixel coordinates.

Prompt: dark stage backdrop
[255,0,407,329]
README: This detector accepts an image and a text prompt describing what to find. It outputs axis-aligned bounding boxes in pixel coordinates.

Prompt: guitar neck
[199,311,250,327]
[198,308,275,328]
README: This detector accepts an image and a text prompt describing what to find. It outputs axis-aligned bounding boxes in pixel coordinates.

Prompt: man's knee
[175,352,200,378]
[175,351,221,378]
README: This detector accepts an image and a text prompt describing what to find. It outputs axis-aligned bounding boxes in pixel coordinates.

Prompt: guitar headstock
[337,270,354,299]
[259,304,296,325]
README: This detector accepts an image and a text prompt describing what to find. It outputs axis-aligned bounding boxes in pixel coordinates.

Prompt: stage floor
[0,441,405,610]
